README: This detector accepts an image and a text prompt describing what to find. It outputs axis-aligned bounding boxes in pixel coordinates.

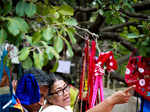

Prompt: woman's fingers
[124,85,136,94]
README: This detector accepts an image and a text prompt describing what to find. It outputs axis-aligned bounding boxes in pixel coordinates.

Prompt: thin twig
[75,32,87,40]
[74,26,99,38]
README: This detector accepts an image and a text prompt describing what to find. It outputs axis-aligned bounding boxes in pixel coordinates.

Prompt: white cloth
[0,43,19,64]
[42,105,72,112]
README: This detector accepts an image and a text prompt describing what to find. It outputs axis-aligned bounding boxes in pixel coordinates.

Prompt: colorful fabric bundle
[0,50,23,112]
[125,54,150,101]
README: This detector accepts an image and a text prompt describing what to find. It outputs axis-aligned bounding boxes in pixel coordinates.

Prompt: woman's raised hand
[106,85,136,105]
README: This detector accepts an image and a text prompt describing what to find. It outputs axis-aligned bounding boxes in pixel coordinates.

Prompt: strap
[91,76,98,107]
[99,76,104,101]
[79,41,88,112]
[89,41,96,108]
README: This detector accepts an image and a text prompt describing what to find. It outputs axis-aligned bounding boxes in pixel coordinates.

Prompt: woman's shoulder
[42,105,68,112]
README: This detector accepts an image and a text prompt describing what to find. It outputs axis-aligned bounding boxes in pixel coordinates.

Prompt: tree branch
[74,26,99,38]
[89,14,105,33]
[101,32,136,51]
[110,71,125,83]
[121,10,150,19]
[101,21,139,32]
[117,54,130,65]
[133,1,150,12]
[75,7,98,13]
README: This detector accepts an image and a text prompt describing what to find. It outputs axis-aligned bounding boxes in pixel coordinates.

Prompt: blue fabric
[16,73,40,105]
[143,99,150,112]
[140,98,150,112]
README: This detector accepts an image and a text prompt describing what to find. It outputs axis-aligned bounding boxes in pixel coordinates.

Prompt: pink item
[90,51,118,108]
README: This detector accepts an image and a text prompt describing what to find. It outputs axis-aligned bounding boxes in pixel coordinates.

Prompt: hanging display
[125,52,150,101]
[78,40,118,111]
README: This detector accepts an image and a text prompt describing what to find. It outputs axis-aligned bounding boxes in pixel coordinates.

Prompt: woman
[42,73,135,112]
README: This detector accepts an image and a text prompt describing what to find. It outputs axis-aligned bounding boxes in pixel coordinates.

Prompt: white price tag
[56,60,71,74]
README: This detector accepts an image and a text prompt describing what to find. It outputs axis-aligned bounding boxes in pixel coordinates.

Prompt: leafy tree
[1,0,150,82]
[0,0,78,70]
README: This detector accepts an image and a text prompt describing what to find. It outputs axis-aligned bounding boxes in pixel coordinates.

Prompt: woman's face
[48,80,70,107]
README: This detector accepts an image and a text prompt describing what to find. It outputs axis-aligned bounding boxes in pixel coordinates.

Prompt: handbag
[0,50,23,112]
[125,52,150,101]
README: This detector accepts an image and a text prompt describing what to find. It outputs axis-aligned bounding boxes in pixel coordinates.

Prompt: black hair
[24,68,50,86]
[48,73,66,95]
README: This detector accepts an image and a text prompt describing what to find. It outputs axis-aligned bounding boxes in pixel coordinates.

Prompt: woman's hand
[106,85,136,105]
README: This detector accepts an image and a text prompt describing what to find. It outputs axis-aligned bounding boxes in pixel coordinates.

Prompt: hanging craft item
[87,40,96,109]
[78,40,90,112]
[78,39,118,111]
[125,51,150,101]
[90,51,118,108]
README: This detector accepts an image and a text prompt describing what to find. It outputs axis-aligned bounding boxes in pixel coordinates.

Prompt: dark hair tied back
[48,73,65,95]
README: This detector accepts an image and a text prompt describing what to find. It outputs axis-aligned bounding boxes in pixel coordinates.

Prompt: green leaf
[129,26,139,35]
[64,17,78,26]
[7,17,29,36]
[15,17,29,33]
[47,46,60,59]
[0,29,7,44]
[50,61,59,72]
[98,9,104,15]
[33,52,40,69]
[7,18,20,36]
[63,38,74,58]
[42,27,54,41]
[40,40,48,47]
[2,0,12,16]
[127,33,144,39]
[123,2,134,12]
[66,28,76,44]
[19,47,30,61]
[26,35,33,44]
[58,5,74,16]
[49,8,60,19]
[141,41,149,46]
[119,16,125,23]
[43,51,49,66]
[33,52,44,69]
[25,3,36,17]
[46,47,54,60]
[16,1,27,16]
[54,36,64,53]
[32,31,42,43]
[22,57,33,69]
[39,52,44,68]
[66,48,73,58]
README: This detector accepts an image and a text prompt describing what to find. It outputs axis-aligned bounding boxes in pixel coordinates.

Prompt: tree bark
[101,32,136,51]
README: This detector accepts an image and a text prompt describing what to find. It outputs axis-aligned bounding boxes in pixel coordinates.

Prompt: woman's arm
[87,85,135,112]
